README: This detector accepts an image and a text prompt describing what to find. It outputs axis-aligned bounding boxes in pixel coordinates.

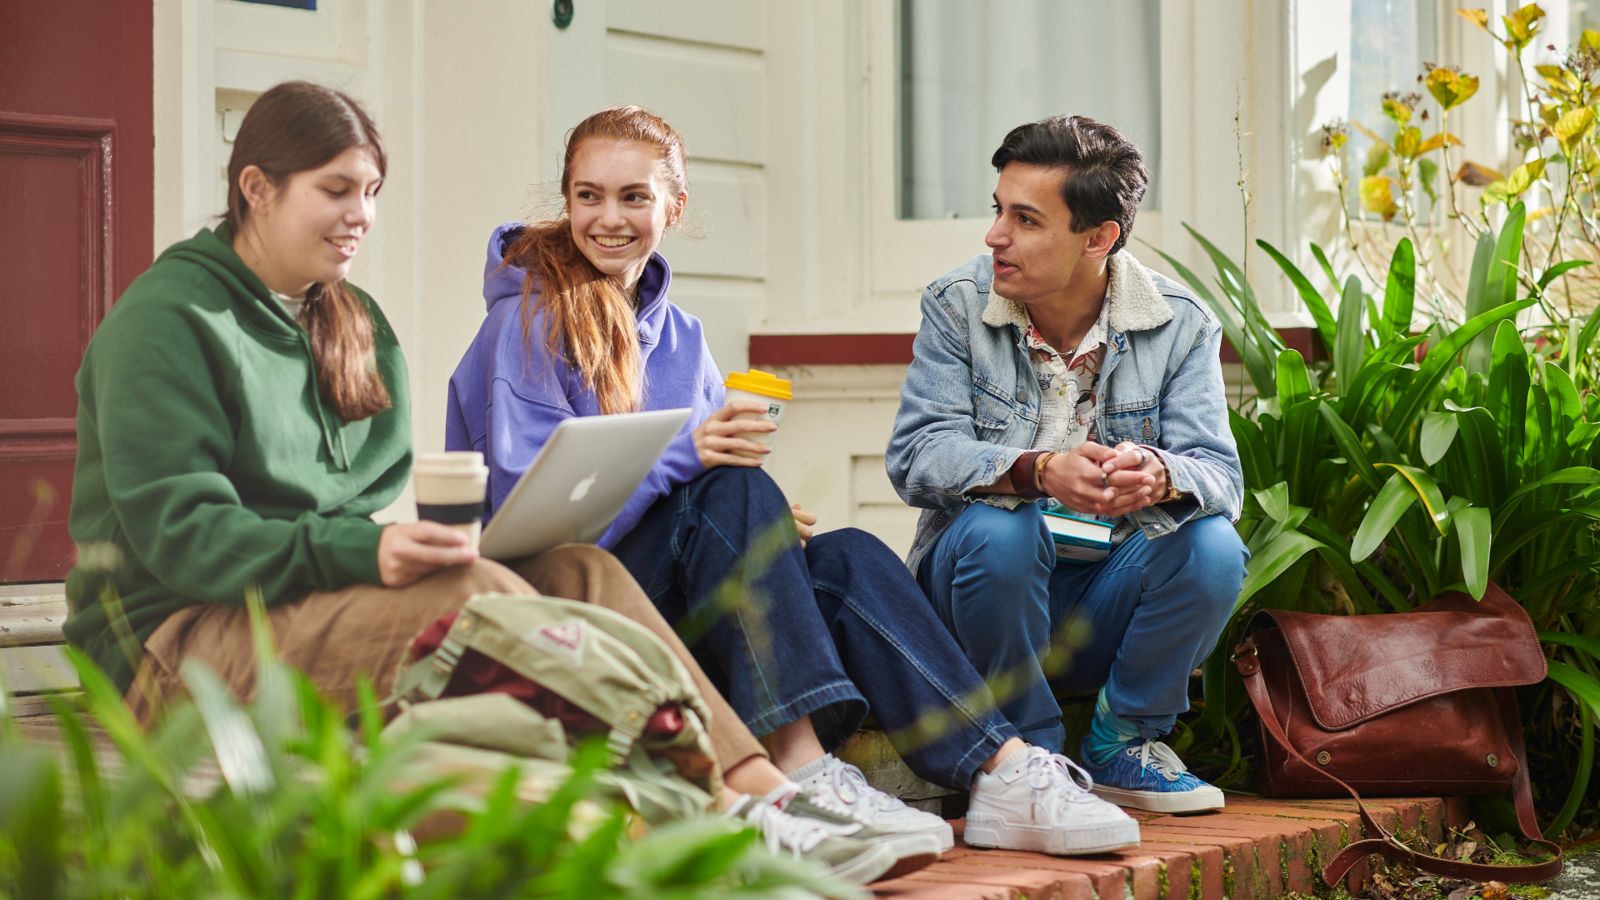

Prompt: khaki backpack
[381,593,720,826]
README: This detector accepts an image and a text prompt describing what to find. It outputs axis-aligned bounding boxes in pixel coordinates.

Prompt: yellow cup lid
[724,369,793,401]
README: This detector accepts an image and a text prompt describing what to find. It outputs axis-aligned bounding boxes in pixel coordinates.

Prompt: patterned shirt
[1023,301,1109,455]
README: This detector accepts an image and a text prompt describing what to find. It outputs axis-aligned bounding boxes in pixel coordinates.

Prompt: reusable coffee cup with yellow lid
[723,369,792,450]
[412,451,489,549]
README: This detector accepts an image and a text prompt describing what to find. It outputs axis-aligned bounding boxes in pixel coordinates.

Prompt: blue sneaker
[1078,737,1225,813]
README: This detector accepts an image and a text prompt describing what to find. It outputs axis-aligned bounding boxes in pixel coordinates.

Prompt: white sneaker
[791,753,955,853]
[965,745,1141,855]
[727,791,899,885]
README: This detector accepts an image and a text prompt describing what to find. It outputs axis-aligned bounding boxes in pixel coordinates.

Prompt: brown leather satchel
[1232,583,1564,885]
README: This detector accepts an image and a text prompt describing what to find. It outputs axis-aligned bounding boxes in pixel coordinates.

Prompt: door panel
[0,3,152,581]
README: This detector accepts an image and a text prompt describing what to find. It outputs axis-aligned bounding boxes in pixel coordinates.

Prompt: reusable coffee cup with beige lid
[723,369,793,453]
[413,451,489,548]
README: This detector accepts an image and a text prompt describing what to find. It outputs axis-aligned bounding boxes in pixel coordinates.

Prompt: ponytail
[302,280,391,420]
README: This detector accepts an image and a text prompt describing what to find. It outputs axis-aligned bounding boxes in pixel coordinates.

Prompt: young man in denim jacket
[886,115,1248,813]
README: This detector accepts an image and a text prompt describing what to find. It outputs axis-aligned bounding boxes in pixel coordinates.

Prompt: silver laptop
[479,408,692,561]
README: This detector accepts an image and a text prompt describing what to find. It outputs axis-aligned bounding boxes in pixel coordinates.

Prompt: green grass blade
[1543,364,1584,450]
[1453,506,1491,599]
[1150,242,1276,396]
[1574,311,1600,379]
[1310,242,1340,287]
[1377,462,1451,533]
[1548,660,1600,721]
[1462,230,1495,372]
[1276,349,1313,406]
[1383,237,1417,343]
[1420,411,1459,465]
[1493,466,1600,528]
[1539,631,1600,661]
[1184,223,1261,313]
[1543,693,1593,840]
[1351,472,1417,561]
[1148,242,1223,309]
[1536,259,1591,293]
[1257,239,1336,352]
[1316,400,1382,489]
[1298,514,1411,610]
[1236,530,1321,609]
[1391,298,1537,435]
[1252,482,1296,525]
[1335,275,1367,394]
[1488,201,1527,308]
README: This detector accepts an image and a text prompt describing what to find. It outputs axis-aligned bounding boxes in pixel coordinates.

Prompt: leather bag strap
[1233,639,1563,886]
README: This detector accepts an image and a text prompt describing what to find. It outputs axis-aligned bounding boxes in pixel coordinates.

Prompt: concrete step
[872,794,1469,899]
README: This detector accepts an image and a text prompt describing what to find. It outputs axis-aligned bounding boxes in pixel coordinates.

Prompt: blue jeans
[917,502,1246,752]
[610,466,1018,788]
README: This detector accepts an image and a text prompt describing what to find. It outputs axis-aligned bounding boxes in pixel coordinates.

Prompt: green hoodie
[65,225,411,692]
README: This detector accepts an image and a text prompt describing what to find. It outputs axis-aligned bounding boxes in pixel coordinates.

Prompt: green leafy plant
[1155,203,1600,836]
[0,633,852,899]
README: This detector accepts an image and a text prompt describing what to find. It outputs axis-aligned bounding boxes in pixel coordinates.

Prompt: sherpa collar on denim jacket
[980,250,1174,336]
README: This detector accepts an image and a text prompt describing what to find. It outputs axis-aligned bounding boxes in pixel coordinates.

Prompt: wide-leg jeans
[611,466,1019,788]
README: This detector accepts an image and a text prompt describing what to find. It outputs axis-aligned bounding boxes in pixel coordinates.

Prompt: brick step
[872,795,1469,899]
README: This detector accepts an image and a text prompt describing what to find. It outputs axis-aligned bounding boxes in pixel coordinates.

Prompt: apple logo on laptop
[569,471,599,503]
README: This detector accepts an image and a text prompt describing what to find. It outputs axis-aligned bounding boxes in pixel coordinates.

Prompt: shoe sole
[876,849,940,881]
[828,844,900,885]
[882,827,955,855]
[1091,783,1226,814]
[963,814,1141,855]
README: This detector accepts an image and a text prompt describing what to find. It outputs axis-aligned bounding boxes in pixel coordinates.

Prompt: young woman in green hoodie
[62,80,929,884]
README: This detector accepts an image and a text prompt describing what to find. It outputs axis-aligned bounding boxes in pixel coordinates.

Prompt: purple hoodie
[445,223,724,548]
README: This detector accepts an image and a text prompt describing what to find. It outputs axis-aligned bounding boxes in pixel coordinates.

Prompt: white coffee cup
[723,369,792,452]
[413,451,489,549]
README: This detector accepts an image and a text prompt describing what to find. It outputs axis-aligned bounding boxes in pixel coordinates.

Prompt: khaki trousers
[125,544,765,771]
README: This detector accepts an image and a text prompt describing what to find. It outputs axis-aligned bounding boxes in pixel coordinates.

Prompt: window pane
[1571,0,1600,30]
[1346,0,1437,219]
[897,0,1161,220]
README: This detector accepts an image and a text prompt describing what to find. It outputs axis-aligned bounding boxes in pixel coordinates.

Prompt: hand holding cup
[412,450,489,549]
[693,401,776,468]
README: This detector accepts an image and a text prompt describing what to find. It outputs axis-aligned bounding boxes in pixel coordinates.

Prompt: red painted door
[0,2,153,582]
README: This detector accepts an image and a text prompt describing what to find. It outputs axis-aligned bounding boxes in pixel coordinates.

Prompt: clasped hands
[1037,441,1168,518]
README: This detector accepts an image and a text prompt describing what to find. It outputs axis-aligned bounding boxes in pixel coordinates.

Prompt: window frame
[863,1,1171,302]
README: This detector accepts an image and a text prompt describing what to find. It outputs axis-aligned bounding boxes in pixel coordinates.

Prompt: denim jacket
[887,252,1243,574]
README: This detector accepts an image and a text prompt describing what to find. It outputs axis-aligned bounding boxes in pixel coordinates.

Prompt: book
[1043,510,1113,562]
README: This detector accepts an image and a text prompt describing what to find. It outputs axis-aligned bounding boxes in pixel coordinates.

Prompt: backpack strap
[388,624,467,705]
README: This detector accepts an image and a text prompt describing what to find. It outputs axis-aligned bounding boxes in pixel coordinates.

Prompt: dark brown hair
[502,105,688,415]
[991,115,1147,255]
[225,80,391,421]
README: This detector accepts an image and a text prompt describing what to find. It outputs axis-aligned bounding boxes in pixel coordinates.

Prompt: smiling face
[236,144,382,297]
[565,138,685,294]
[984,162,1116,309]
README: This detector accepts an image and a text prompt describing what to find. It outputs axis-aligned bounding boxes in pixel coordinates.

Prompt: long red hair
[501,106,688,414]
[225,80,391,422]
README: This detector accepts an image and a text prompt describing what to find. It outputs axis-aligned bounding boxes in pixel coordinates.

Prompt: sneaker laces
[1023,749,1100,807]
[739,799,828,857]
[1131,739,1189,782]
[827,758,906,813]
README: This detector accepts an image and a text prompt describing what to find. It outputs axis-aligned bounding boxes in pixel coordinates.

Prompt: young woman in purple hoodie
[447,106,1141,857]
